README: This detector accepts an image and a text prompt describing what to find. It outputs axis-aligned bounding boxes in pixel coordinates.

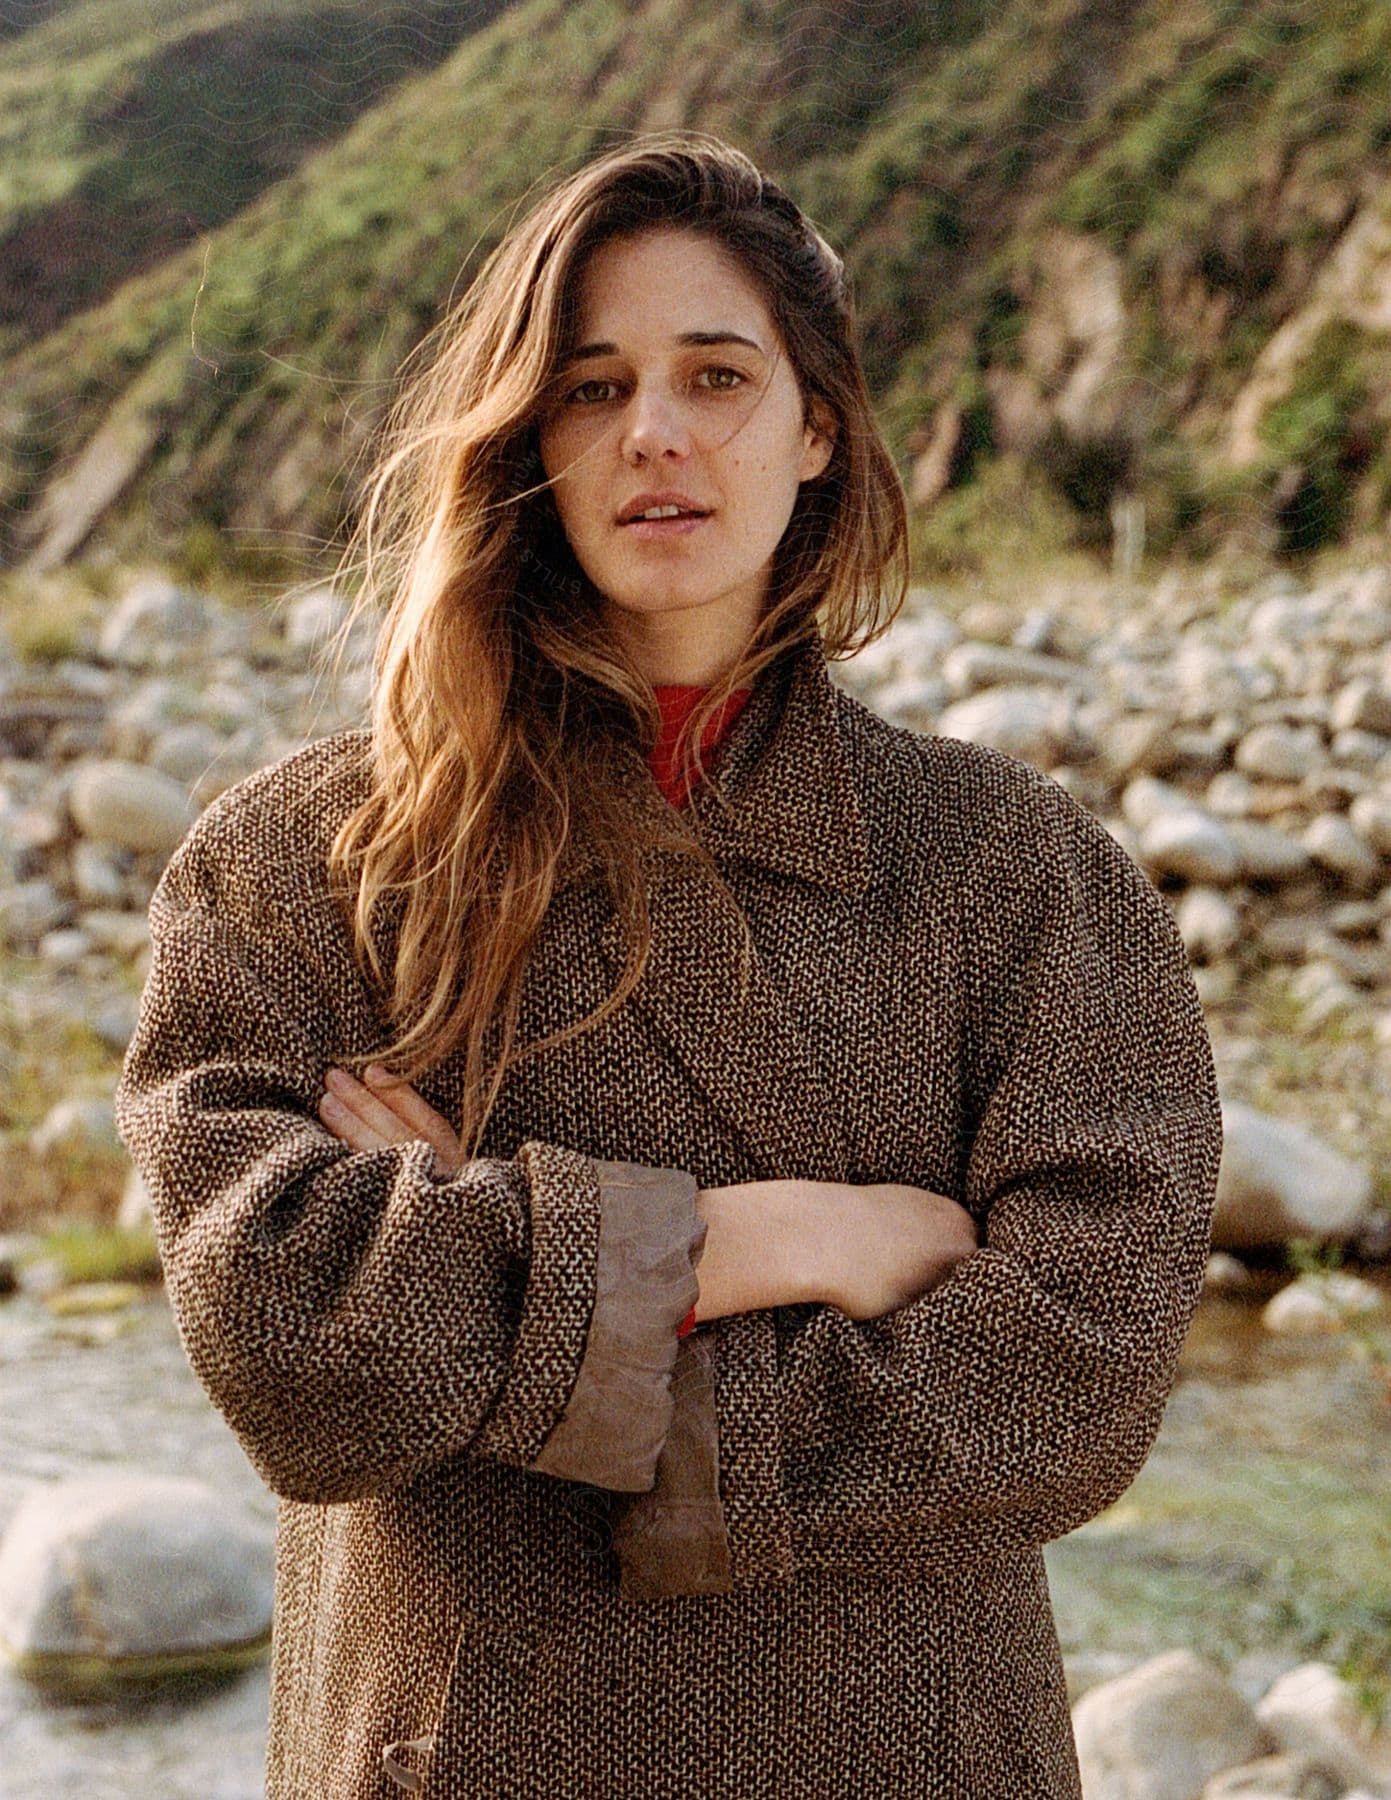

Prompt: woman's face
[535,227,836,684]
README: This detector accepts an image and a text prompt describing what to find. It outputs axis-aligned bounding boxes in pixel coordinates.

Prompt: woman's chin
[601,582,727,619]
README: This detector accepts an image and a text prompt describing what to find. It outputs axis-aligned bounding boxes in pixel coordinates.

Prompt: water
[1048,1270,1391,1708]
[0,1292,272,1799]
[2,1273,1388,1796]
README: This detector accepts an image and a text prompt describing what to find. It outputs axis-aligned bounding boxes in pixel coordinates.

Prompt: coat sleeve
[609,764,1223,1599]
[112,792,706,1508]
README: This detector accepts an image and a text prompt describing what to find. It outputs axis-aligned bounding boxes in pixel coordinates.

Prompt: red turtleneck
[647,679,753,1338]
[648,681,754,811]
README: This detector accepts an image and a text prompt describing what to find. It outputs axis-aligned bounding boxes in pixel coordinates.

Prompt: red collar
[649,684,754,808]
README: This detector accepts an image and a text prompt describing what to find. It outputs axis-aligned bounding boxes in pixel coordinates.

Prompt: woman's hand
[693,1178,981,1324]
[811,1181,981,1321]
[316,1065,464,1180]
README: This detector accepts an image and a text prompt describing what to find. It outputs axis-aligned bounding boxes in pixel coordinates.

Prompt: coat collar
[554,633,872,896]
[544,633,868,1185]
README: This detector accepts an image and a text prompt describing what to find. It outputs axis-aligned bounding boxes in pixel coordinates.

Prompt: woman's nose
[621,385,693,460]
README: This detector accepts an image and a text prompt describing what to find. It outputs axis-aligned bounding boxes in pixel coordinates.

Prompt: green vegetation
[1,576,96,663]
[26,1219,163,1286]
[0,950,133,1232]
[909,449,1083,580]
[1053,1239,1391,1712]
[0,0,495,354]
[1055,1445,1391,1698]
[1255,318,1391,553]
[4,0,1391,576]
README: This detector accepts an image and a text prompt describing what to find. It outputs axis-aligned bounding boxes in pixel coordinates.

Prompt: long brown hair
[314,128,908,1163]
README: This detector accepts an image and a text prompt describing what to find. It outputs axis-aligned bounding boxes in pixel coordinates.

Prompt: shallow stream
[2,1271,1388,1796]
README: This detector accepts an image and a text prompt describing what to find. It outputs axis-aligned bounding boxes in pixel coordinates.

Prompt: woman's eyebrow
[558,330,768,367]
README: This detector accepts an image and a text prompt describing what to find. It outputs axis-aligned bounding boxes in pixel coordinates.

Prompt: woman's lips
[619,512,711,541]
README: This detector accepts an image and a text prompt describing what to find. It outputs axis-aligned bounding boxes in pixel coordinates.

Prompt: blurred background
[0,2,1388,1795]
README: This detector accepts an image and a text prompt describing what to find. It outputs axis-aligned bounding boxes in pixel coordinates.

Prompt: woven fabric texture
[113,633,1223,1798]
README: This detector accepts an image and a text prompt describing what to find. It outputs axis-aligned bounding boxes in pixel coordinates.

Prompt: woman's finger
[321,1068,461,1174]
[318,1097,448,1178]
[361,1068,464,1173]
[317,1088,393,1153]
[360,1065,455,1138]
[321,1071,417,1144]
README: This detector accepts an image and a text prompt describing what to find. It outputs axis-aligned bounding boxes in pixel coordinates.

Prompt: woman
[113,132,1223,1797]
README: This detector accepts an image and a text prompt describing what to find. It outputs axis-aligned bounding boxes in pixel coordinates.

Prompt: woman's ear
[801,395,838,482]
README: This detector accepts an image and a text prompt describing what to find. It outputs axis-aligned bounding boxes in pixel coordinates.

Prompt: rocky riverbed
[0,550,1389,1797]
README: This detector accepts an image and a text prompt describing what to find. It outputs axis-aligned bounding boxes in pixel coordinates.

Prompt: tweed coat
[112,632,1224,1798]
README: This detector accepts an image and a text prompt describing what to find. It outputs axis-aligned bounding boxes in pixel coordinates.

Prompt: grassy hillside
[0,0,511,350]
[0,0,66,42]
[3,0,1391,582]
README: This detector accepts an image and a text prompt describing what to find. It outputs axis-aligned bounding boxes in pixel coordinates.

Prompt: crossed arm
[121,756,1218,1601]
[315,1067,980,1322]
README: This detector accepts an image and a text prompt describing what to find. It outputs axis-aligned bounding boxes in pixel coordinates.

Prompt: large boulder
[66,758,195,856]
[97,574,217,671]
[1254,1663,1391,1793]
[1212,1100,1374,1250]
[1072,1649,1270,1799]
[934,682,1091,765]
[0,1471,272,1694]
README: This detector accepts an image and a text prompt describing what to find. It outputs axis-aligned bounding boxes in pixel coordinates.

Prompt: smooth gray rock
[1072,1649,1270,1800]
[934,684,1089,765]
[1176,887,1242,961]
[98,575,214,672]
[1139,810,1243,884]
[1348,791,1391,857]
[66,759,195,855]
[1123,774,1198,830]
[940,639,1102,698]
[0,1471,273,1682]
[1213,1099,1373,1249]
[1234,722,1324,783]
[1302,814,1383,889]
[70,840,127,906]
[0,879,68,950]
[1254,1662,1391,1794]
[1330,677,1391,732]
[1225,819,1312,883]
[1330,727,1391,774]
[1262,1271,1386,1336]
[27,1095,124,1160]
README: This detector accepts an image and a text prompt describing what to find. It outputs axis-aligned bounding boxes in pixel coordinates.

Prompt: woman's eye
[698,366,748,391]
[561,366,749,405]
